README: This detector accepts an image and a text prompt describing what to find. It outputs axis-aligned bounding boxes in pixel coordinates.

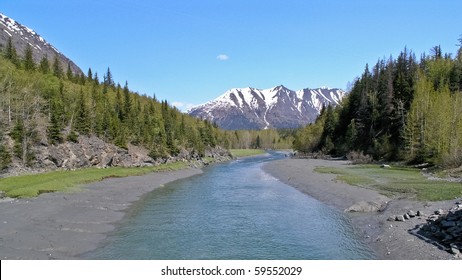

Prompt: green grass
[229,149,266,158]
[0,161,189,198]
[314,165,462,201]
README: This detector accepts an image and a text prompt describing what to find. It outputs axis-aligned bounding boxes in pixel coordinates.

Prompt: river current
[86,152,374,259]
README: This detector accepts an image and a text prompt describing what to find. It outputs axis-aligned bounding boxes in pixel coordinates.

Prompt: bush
[347,150,373,164]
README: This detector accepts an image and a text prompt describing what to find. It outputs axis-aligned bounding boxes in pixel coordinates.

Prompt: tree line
[0,41,227,170]
[294,38,462,167]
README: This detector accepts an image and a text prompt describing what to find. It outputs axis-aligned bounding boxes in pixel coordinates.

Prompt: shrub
[347,150,373,164]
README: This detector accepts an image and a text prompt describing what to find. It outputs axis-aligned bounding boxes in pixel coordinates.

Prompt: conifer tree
[39,55,50,74]
[48,99,63,144]
[75,88,90,135]
[87,68,93,82]
[66,63,73,81]
[23,44,35,71]
[4,37,19,66]
[103,67,114,87]
[52,55,63,78]
[123,81,131,123]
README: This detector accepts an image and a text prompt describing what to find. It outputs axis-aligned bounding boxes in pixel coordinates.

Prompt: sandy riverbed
[0,168,202,260]
[263,158,460,260]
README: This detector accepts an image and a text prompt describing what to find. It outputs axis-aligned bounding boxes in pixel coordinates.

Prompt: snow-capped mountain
[0,12,82,74]
[188,85,346,130]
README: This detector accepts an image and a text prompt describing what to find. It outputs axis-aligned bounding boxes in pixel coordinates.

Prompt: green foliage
[0,143,11,170]
[23,45,35,71]
[293,40,462,167]
[39,55,50,74]
[0,53,231,172]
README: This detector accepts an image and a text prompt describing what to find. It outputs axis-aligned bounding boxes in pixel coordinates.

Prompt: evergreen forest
[0,43,227,170]
[293,38,462,167]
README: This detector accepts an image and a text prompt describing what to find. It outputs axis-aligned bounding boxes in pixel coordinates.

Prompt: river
[85,152,374,259]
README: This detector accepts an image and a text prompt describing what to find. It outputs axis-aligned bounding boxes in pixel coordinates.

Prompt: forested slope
[294,40,462,166]
[0,46,228,173]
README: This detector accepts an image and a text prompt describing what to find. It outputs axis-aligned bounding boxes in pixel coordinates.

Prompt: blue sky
[2,0,462,111]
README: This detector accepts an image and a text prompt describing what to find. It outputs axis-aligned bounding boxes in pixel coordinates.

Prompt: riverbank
[263,158,460,260]
[0,167,202,259]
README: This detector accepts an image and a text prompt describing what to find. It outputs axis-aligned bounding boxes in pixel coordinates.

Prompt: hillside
[293,43,462,166]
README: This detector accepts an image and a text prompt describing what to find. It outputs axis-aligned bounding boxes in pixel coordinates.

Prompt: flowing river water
[86,152,375,259]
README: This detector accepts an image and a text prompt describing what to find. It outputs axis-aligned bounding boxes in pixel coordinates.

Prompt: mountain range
[188,85,346,130]
[0,12,82,75]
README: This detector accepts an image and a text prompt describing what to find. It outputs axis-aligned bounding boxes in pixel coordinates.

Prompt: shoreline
[263,158,459,260]
[0,167,203,260]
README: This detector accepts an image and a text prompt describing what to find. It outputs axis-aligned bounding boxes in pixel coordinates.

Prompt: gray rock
[396,215,405,222]
[407,210,416,218]
[435,209,445,215]
[404,213,410,220]
[387,215,396,221]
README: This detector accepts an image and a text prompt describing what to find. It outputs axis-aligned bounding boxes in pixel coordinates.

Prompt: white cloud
[216,54,229,61]
[172,101,197,112]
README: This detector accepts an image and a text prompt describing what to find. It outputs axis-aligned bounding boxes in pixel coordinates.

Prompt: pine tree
[74,88,90,135]
[93,72,99,84]
[23,44,35,71]
[39,55,50,74]
[103,67,114,87]
[66,63,73,81]
[87,68,93,82]
[123,81,131,123]
[52,55,63,78]
[48,99,63,145]
[4,37,19,66]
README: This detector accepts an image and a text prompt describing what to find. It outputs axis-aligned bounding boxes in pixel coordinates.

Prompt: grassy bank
[315,165,462,201]
[0,162,189,198]
[229,149,266,158]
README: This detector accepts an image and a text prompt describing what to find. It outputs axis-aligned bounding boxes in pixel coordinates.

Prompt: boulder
[396,215,406,222]
[407,210,416,218]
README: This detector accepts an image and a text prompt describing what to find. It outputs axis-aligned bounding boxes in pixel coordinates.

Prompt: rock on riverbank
[2,135,231,177]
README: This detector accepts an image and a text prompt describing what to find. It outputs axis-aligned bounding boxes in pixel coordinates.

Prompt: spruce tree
[39,55,50,74]
[66,63,73,81]
[103,67,114,87]
[4,37,19,66]
[52,55,63,78]
[48,99,63,145]
[23,44,35,71]
[75,88,90,135]
[87,68,93,82]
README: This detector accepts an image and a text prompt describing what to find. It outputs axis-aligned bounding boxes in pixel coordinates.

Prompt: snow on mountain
[0,12,82,74]
[188,85,346,130]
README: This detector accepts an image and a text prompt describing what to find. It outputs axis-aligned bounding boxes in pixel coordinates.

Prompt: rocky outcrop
[2,136,232,176]
[33,136,156,171]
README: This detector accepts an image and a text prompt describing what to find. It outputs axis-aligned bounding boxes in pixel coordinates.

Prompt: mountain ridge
[0,12,82,75]
[188,85,346,130]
